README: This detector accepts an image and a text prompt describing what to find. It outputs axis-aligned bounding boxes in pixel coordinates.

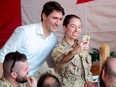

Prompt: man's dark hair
[41,1,65,21]
[37,73,62,87]
[3,51,27,73]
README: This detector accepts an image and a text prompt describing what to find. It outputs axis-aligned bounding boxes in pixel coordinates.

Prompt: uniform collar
[1,76,13,87]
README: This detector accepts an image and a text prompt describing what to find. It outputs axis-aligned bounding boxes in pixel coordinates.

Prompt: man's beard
[16,76,27,83]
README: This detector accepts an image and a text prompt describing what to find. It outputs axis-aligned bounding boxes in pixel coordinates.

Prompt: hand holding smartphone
[82,35,90,45]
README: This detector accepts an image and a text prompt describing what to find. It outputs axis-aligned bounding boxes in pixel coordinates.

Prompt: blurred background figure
[37,73,62,87]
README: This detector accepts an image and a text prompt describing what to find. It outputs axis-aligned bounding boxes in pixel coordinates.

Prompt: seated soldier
[0,51,37,87]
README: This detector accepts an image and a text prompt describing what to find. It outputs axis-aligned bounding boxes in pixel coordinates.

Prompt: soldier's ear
[11,72,17,78]
[63,26,67,32]
[101,69,106,82]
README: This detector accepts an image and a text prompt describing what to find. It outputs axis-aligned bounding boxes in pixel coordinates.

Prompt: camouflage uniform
[52,39,93,87]
[0,77,13,87]
[0,76,27,87]
[111,84,116,87]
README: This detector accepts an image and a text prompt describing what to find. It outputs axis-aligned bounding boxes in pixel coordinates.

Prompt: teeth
[73,33,77,36]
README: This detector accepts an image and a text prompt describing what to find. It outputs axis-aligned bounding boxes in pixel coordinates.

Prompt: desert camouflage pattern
[0,76,28,87]
[52,39,93,87]
[111,84,116,87]
[0,77,13,87]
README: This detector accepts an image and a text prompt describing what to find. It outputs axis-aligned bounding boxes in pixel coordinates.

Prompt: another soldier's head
[100,57,116,87]
[37,73,62,87]
[3,51,30,83]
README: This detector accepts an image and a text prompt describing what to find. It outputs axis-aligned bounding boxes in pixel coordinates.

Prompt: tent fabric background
[0,0,116,51]
[0,0,21,48]
[21,0,116,52]
[0,0,116,74]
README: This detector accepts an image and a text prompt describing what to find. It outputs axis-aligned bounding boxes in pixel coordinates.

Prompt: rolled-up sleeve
[52,44,66,66]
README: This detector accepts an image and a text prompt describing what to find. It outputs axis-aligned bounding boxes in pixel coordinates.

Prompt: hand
[72,41,89,54]
[81,41,89,50]
[84,81,98,87]
[27,76,37,87]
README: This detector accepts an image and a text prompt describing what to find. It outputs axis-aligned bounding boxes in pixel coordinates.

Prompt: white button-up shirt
[0,22,57,76]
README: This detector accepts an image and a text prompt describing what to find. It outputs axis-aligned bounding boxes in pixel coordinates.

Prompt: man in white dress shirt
[0,1,65,79]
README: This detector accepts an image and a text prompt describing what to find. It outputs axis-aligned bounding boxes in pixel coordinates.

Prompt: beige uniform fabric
[111,84,116,87]
[52,39,93,87]
[0,76,28,87]
[0,77,13,87]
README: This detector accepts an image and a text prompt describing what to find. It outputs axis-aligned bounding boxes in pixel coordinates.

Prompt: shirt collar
[36,22,53,39]
[62,37,79,48]
[36,22,44,35]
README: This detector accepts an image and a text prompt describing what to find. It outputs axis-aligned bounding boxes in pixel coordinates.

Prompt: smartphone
[82,35,90,45]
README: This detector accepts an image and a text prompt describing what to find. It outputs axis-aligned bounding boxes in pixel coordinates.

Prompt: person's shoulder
[111,84,116,87]
[14,23,40,33]
[0,77,13,87]
[54,41,65,49]
[19,23,39,29]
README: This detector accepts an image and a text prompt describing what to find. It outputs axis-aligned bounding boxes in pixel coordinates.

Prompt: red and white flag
[0,0,21,47]
[0,0,116,51]
[76,0,94,4]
